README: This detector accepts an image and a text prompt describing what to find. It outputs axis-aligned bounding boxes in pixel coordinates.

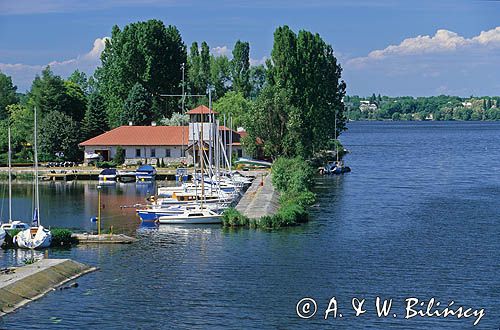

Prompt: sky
[0,0,499,96]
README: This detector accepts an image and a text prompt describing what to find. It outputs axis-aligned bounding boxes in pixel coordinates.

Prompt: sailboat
[157,98,221,225]
[1,127,30,239]
[323,110,351,175]
[14,107,52,249]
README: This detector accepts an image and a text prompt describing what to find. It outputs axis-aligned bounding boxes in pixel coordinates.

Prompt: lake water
[1,121,499,329]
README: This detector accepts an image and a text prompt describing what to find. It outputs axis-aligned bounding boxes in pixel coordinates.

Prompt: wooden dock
[72,233,135,244]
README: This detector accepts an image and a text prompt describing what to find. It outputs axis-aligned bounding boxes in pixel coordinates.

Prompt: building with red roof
[79,106,245,165]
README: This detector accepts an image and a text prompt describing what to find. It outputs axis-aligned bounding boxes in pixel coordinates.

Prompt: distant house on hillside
[359,100,378,112]
[79,105,246,165]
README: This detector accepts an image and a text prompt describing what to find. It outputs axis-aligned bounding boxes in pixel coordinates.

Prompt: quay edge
[0,259,98,316]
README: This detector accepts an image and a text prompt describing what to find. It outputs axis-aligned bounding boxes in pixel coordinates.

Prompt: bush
[113,146,125,165]
[97,161,117,168]
[50,228,77,247]
[222,208,250,227]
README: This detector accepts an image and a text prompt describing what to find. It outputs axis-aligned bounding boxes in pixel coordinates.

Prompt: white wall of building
[84,145,190,165]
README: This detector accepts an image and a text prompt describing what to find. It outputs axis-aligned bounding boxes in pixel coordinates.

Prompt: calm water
[1,121,499,329]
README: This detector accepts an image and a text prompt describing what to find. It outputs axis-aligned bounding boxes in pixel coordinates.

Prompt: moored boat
[99,168,117,183]
[14,107,52,249]
[157,208,222,224]
[136,165,157,182]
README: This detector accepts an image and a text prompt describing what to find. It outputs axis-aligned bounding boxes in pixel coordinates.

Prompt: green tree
[231,40,250,97]
[246,26,346,159]
[113,146,125,165]
[28,67,86,121]
[63,80,87,122]
[68,70,89,94]
[0,71,18,120]
[96,20,187,127]
[28,66,67,116]
[0,104,34,161]
[210,55,231,100]
[121,83,153,125]
[160,112,189,126]
[82,92,109,140]
[39,110,81,161]
[213,91,251,128]
[249,65,266,99]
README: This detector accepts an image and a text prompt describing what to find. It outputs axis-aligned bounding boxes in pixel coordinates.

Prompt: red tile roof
[79,126,190,146]
[187,105,218,115]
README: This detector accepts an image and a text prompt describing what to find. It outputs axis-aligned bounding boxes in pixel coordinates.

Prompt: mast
[199,97,206,208]
[34,107,40,225]
[229,116,233,172]
[8,126,12,223]
[181,63,186,161]
[335,109,339,163]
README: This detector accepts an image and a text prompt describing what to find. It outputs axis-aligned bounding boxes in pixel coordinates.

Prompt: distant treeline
[345,94,500,121]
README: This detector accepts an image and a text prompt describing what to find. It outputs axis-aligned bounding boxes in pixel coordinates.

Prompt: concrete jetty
[0,259,97,316]
[236,172,280,219]
[72,233,135,244]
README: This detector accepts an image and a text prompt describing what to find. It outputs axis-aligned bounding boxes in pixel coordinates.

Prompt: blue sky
[0,0,499,96]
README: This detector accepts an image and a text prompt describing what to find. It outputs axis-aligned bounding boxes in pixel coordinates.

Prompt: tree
[160,112,189,126]
[96,20,187,127]
[213,91,252,128]
[68,70,89,94]
[232,40,250,97]
[249,65,266,99]
[0,71,18,120]
[82,92,109,140]
[63,80,87,122]
[210,55,231,100]
[28,67,86,121]
[0,104,34,162]
[39,110,81,161]
[245,26,346,159]
[113,146,125,165]
[29,66,67,116]
[121,83,153,125]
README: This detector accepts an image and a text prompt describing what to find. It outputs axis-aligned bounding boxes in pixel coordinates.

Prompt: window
[237,149,243,157]
[165,149,171,157]
[136,149,141,157]
[181,148,185,157]
[151,148,156,157]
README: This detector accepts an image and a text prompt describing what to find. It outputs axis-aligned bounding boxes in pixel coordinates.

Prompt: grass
[223,157,316,230]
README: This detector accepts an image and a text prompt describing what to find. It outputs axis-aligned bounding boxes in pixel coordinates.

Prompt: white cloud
[348,26,500,66]
[250,56,268,66]
[0,37,108,91]
[211,46,230,57]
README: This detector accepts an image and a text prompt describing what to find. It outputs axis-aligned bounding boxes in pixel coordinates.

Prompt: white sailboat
[1,127,30,243]
[14,107,52,249]
[157,96,222,225]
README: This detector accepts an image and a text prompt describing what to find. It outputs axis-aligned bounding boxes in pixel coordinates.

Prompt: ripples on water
[0,122,499,329]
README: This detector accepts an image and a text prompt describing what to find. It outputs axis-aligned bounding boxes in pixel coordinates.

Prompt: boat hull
[157,215,222,224]
[14,226,52,249]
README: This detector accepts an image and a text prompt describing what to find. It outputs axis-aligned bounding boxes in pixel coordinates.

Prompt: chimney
[151,121,157,126]
[128,121,133,126]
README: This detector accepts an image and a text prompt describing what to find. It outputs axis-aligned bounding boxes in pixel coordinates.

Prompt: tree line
[346,94,500,121]
[0,19,346,163]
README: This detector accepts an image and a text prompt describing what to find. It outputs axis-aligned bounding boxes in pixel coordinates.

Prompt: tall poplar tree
[231,40,250,97]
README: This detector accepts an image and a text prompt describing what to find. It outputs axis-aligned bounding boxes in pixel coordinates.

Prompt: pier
[236,172,280,219]
[73,233,136,244]
[0,259,97,316]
